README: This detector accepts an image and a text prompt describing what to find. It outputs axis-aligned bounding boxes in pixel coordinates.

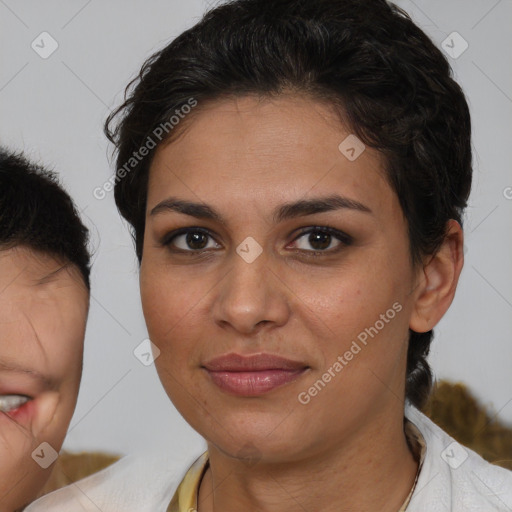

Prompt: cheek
[140,272,198,377]
[0,416,34,459]
[142,279,199,407]
[296,267,401,328]
[292,257,411,369]
[141,272,174,339]
[32,310,85,381]
[140,262,206,338]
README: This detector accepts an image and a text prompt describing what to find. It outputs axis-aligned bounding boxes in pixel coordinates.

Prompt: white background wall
[0,0,510,457]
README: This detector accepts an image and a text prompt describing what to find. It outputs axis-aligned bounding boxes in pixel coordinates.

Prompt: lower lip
[205,369,307,396]
[0,399,36,424]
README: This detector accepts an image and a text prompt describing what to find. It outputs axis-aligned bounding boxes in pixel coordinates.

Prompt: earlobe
[409,220,464,333]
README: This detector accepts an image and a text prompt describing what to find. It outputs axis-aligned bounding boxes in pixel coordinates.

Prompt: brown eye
[306,231,332,250]
[291,227,352,254]
[162,228,221,252]
[184,232,209,250]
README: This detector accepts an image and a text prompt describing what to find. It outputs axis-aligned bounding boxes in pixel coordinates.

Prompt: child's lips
[0,384,38,425]
[0,394,31,413]
[0,382,48,435]
[0,374,54,429]
[0,394,37,424]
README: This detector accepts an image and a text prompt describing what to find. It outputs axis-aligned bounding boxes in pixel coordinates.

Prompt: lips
[0,376,46,425]
[0,395,31,413]
[0,394,36,423]
[203,353,308,396]
[204,353,307,372]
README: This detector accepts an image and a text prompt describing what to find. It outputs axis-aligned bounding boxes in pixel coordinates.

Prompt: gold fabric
[167,451,209,512]
[167,419,426,512]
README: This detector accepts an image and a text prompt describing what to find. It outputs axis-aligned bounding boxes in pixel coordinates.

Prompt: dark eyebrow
[273,195,372,223]
[150,198,224,223]
[149,194,372,224]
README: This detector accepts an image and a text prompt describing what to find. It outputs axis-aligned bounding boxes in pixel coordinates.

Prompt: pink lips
[1,398,36,423]
[203,353,308,396]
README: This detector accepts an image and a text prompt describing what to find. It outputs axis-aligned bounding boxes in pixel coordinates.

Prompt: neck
[197,407,419,512]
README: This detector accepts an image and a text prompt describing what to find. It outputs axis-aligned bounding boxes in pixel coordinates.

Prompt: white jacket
[25,405,512,511]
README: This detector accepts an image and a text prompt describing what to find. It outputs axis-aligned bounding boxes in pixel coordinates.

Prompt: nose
[212,250,290,336]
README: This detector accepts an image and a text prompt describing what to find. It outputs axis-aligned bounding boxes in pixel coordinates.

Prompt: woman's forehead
[147,95,394,216]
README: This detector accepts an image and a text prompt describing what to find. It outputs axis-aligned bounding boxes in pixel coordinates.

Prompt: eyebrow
[150,195,372,225]
[0,360,56,390]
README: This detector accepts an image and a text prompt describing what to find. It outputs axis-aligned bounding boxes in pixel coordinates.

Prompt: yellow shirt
[167,419,426,512]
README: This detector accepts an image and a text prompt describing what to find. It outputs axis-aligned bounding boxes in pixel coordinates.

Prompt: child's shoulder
[25,442,207,512]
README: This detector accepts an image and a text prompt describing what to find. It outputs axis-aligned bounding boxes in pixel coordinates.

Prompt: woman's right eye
[162,228,221,253]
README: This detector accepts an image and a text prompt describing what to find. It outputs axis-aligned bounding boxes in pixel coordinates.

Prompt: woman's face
[0,247,88,510]
[140,95,421,462]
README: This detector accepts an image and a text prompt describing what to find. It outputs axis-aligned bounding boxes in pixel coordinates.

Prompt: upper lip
[203,353,308,372]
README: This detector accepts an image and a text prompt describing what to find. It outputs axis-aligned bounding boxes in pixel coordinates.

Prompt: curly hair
[105,0,472,409]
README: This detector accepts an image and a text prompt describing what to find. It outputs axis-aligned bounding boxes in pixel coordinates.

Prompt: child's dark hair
[104,0,472,409]
[0,148,91,290]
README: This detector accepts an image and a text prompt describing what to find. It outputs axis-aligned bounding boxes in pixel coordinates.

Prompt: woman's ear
[409,219,464,333]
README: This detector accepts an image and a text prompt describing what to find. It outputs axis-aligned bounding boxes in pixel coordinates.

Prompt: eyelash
[160,226,353,258]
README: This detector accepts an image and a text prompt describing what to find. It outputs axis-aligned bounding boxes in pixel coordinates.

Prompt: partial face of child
[0,246,88,511]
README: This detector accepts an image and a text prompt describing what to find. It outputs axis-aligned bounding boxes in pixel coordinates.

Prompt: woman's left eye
[289,227,352,254]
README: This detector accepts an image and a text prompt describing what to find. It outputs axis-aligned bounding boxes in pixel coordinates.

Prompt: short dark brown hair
[0,148,91,290]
